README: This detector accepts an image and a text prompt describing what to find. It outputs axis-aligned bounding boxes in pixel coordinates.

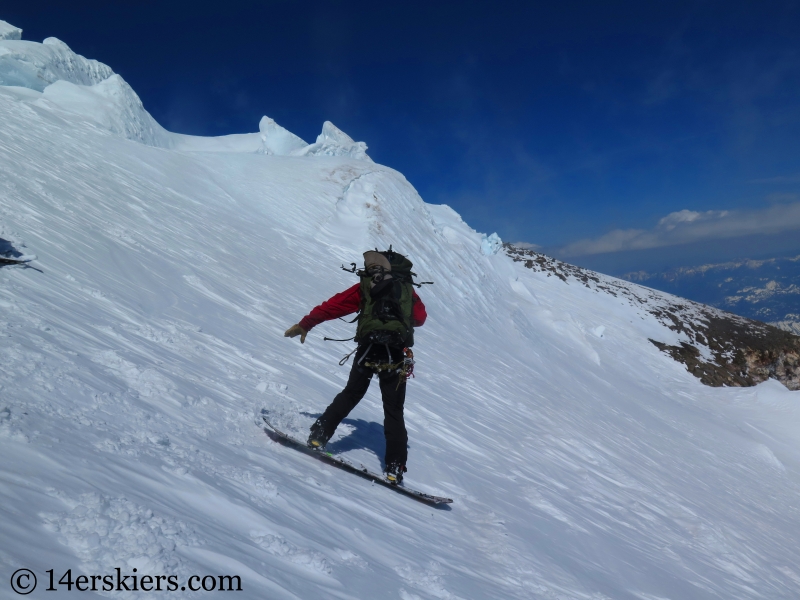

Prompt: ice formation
[0,18,21,40]
[258,116,308,156]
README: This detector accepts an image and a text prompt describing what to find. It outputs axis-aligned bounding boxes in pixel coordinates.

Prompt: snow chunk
[36,75,171,147]
[294,121,372,161]
[0,36,113,91]
[42,37,70,50]
[0,20,22,40]
[258,116,308,156]
[480,232,502,255]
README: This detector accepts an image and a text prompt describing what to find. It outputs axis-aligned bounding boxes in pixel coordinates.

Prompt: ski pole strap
[324,335,356,342]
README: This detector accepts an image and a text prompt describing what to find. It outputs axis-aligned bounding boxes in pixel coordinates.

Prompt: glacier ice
[0,21,374,161]
[258,116,308,156]
[294,120,372,161]
[480,232,503,255]
[0,34,114,91]
[0,19,21,41]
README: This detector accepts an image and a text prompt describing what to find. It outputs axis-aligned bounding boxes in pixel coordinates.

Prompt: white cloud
[512,241,542,251]
[559,202,800,256]
[656,209,728,230]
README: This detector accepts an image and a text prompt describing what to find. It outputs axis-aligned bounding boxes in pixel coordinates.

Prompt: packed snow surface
[2,22,800,599]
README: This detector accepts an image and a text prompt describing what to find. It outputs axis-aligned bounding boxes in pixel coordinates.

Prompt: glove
[284,324,307,343]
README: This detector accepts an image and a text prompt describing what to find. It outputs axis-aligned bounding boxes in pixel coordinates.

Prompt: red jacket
[299,283,427,332]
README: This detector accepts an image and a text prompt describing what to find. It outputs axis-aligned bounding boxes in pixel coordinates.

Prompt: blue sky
[5,1,800,274]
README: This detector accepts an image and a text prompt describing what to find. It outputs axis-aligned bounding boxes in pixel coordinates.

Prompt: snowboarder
[284,249,427,483]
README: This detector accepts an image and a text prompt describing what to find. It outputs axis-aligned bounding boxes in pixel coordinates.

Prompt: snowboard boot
[385,463,407,485]
[307,419,332,449]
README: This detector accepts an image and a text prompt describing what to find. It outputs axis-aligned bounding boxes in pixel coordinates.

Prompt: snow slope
[2,24,800,599]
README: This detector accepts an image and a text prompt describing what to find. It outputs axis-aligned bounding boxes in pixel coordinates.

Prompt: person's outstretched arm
[284,283,362,343]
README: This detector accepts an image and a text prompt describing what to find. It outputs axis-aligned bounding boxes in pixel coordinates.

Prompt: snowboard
[0,255,41,272]
[262,415,453,506]
[1,256,32,266]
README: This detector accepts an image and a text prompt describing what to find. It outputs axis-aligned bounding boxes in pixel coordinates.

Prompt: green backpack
[354,249,417,348]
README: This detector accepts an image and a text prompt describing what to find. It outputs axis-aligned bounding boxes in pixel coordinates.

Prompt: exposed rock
[649,317,800,390]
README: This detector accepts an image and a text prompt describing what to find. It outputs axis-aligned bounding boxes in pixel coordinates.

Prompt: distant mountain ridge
[506,245,800,390]
[622,255,800,335]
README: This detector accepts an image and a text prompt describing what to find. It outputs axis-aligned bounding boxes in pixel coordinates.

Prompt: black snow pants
[316,344,408,467]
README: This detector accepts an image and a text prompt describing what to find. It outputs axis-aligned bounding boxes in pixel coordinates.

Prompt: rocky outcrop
[505,243,800,390]
[648,315,800,390]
